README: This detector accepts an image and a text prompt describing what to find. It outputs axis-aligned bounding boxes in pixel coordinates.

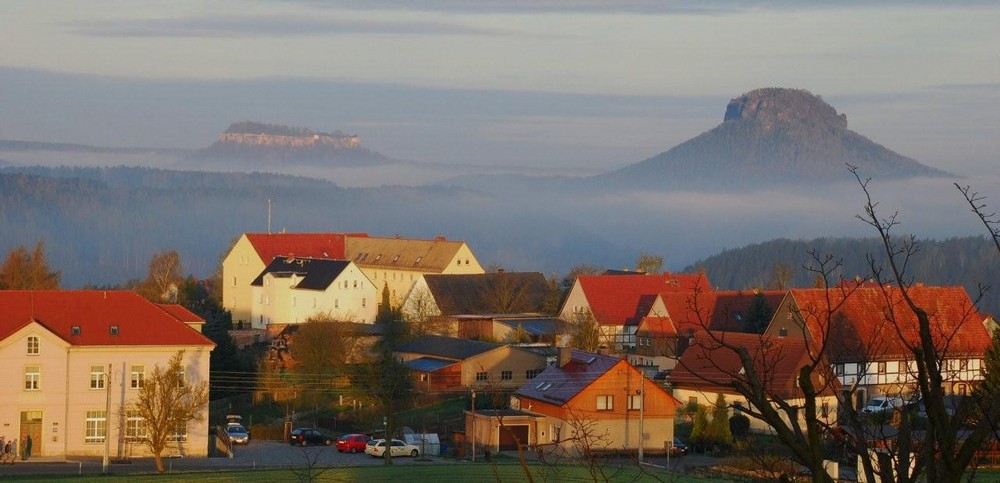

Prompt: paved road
[0,440,441,477]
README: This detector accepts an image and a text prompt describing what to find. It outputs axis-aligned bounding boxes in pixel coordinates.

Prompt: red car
[336,433,370,453]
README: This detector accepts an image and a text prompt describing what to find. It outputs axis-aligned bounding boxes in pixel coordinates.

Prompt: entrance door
[20,411,42,457]
[498,425,529,451]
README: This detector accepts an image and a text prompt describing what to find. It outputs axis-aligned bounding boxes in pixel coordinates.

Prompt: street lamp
[471,389,476,463]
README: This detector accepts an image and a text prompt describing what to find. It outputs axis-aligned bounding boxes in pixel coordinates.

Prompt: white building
[250,257,377,328]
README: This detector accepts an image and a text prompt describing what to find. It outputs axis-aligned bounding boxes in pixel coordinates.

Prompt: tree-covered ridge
[684,236,1000,315]
[223,121,347,138]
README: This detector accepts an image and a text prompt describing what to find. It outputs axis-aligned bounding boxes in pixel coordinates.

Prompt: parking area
[231,439,433,468]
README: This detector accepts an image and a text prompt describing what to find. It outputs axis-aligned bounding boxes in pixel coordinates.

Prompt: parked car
[289,428,334,446]
[226,424,250,444]
[337,433,370,453]
[862,396,904,414]
[365,439,420,458]
[669,437,687,456]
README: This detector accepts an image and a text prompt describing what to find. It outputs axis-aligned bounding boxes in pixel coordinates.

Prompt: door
[498,425,529,451]
[20,411,43,457]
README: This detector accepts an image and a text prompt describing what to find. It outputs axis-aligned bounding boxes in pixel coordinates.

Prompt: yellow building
[0,291,214,458]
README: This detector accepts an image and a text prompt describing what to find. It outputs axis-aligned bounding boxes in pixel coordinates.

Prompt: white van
[862,396,903,414]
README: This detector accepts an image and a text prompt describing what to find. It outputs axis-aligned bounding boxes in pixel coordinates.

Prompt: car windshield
[228,426,246,433]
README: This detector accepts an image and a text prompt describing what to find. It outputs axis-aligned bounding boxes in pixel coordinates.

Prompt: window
[877,362,887,375]
[335,299,339,308]
[779,328,788,337]
[835,364,845,376]
[90,366,106,389]
[597,395,614,411]
[27,336,39,355]
[353,280,358,288]
[172,420,188,442]
[25,366,41,390]
[476,371,488,381]
[232,276,237,287]
[362,298,367,307]
[957,383,968,396]
[175,369,186,388]
[72,326,81,336]
[550,425,561,443]
[959,359,969,370]
[86,410,107,443]
[688,396,698,405]
[125,410,146,441]
[501,371,512,381]
[130,366,144,389]
[628,394,642,410]
[526,370,539,380]
[821,401,830,418]
[110,325,119,335]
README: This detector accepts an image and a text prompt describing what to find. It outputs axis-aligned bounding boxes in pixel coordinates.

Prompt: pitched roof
[514,349,622,404]
[573,273,710,326]
[423,272,549,315]
[658,290,786,334]
[250,257,351,290]
[495,317,562,336]
[787,286,990,360]
[393,335,501,361]
[405,357,458,372]
[669,331,838,399]
[636,316,677,336]
[346,235,471,272]
[156,304,202,323]
[245,233,359,263]
[0,291,214,347]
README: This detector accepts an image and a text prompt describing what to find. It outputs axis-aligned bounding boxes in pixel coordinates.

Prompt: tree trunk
[154,450,165,473]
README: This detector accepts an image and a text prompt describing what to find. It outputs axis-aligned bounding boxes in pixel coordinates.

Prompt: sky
[1,0,998,173]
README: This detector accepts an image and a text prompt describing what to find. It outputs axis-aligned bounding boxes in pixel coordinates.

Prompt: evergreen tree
[744,291,774,333]
[690,405,710,447]
[708,393,733,446]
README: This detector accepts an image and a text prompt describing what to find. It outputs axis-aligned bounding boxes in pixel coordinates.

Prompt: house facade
[394,335,548,392]
[249,257,377,328]
[498,348,679,456]
[670,331,839,433]
[558,273,709,353]
[764,286,991,410]
[400,271,550,324]
[0,291,214,458]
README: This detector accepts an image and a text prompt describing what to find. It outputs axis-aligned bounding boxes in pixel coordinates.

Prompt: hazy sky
[1,1,998,173]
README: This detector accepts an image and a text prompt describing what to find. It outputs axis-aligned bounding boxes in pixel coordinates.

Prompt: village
[1,230,997,481]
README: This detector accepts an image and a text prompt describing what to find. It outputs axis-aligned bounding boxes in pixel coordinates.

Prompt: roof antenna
[268,198,272,234]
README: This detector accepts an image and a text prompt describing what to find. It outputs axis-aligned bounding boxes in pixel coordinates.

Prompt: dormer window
[374,254,382,262]
[110,326,119,336]
[72,326,81,336]
[414,256,422,265]
[392,255,400,263]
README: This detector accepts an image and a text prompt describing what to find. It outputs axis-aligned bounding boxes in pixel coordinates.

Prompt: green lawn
[0,463,722,482]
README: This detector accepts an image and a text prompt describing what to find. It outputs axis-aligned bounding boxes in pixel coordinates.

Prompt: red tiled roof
[0,291,215,347]
[245,233,366,264]
[575,273,710,326]
[670,331,838,399]
[660,290,786,334]
[788,286,990,361]
[156,304,202,323]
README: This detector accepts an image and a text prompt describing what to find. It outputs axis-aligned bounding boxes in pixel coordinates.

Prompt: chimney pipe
[559,346,572,367]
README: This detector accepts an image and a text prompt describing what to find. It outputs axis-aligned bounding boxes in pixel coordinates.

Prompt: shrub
[730,414,751,439]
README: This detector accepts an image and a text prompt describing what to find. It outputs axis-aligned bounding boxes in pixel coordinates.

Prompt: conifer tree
[708,393,733,446]
[690,405,709,447]
[0,242,60,289]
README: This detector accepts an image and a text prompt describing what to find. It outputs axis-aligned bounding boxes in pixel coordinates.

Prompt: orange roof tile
[0,291,215,347]
[788,286,989,361]
[576,273,710,326]
[660,290,786,334]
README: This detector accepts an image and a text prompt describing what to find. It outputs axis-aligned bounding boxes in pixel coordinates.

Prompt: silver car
[226,424,250,444]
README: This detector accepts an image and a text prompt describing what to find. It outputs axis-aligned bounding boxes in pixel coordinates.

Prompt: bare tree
[0,241,60,289]
[129,350,209,473]
[138,250,183,303]
[635,253,664,274]
[569,309,602,352]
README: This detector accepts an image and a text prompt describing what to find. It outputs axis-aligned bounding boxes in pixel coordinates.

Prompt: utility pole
[638,375,645,462]
[103,363,111,474]
[471,389,476,463]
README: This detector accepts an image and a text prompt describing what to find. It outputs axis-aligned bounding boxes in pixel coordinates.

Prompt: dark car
[337,433,370,453]
[669,437,687,456]
[289,428,334,446]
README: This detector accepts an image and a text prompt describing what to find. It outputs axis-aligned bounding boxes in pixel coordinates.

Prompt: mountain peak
[602,87,950,190]
[723,88,847,131]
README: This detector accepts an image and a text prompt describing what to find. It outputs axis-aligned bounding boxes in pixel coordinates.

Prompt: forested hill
[0,166,627,287]
[684,236,1000,315]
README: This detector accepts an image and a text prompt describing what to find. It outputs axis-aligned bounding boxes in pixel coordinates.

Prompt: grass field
[0,463,723,482]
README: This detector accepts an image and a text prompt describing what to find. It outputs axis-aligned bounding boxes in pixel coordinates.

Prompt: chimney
[558,346,573,367]
[435,235,446,242]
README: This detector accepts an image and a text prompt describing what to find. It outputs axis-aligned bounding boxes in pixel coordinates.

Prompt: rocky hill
[600,88,951,190]
[188,121,390,167]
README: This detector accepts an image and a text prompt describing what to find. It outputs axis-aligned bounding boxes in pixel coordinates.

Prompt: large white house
[0,291,215,458]
[249,257,377,328]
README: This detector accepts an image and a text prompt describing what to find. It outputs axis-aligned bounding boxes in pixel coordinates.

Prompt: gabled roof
[636,316,677,336]
[393,335,501,361]
[659,290,786,334]
[786,286,990,360]
[572,273,710,326]
[0,291,214,347]
[245,233,360,264]
[156,304,202,323]
[514,349,622,404]
[670,331,838,399]
[423,272,549,315]
[346,235,472,272]
[250,257,351,290]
